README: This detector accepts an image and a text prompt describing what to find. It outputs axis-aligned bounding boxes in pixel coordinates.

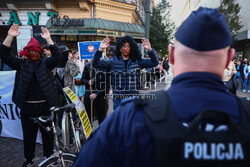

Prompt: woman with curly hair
[93,36,159,109]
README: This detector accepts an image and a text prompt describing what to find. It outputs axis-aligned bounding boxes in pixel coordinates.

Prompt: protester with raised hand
[0,25,61,167]
[92,36,159,109]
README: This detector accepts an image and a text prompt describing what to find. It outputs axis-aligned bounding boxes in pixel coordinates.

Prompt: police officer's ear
[168,44,175,65]
[225,47,235,68]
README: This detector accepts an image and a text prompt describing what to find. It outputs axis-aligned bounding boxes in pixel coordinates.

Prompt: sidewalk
[236,89,250,98]
[0,136,44,167]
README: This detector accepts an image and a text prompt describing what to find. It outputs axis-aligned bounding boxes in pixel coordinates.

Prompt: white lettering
[210,143,216,160]
[184,142,193,159]
[234,143,244,159]
[203,143,211,159]
[194,143,202,159]
[217,143,225,160]
[225,143,233,160]
[183,142,244,160]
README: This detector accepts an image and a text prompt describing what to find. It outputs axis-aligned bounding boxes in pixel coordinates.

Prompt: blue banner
[78,41,102,60]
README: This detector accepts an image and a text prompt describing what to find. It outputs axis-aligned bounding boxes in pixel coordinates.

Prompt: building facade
[0,0,154,55]
[0,0,55,54]
[178,0,250,59]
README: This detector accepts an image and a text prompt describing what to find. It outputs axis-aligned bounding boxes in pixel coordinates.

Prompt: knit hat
[175,7,232,51]
[19,38,43,57]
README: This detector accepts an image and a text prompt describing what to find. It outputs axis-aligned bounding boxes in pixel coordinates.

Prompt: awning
[46,17,145,38]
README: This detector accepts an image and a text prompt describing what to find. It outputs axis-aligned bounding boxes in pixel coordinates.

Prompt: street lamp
[145,0,151,39]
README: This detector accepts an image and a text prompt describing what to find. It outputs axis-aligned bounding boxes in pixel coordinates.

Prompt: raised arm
[0,25,22,70]
[138,38,159,68]
[92,38,112,69]
[41,27,61,69]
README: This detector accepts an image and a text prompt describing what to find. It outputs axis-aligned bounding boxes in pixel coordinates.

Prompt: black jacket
[163,60,169,71]
[81,62,110,97]
[0,44,62,109]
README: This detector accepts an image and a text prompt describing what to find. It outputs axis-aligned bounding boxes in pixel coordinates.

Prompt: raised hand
[40,27,51,40]
[8,25,21,37]
[88,79,93,86]
[41,27,54,45]
[99,38,110,51]
[142,38,152,51]
[3,25,20,47]
[89,93,97,101]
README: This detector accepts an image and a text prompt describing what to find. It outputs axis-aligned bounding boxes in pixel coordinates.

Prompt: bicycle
[60,86,92,155]
[32,103,77,167]
[53,78,86,155]
[60,103,84,155]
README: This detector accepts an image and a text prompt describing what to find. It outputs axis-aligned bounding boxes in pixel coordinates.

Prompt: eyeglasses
[121,46,130,50]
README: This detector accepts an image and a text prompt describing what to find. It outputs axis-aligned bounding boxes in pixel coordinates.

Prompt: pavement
[0,137,44,167]
[0,73,250,167]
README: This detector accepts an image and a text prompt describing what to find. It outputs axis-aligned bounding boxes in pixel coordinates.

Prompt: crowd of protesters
[223,55,250,94]
[1,6,250,167]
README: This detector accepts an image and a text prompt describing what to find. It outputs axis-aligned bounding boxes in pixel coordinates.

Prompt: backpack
[135,91,250,167]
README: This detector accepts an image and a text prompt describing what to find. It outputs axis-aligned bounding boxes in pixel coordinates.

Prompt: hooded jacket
[0,43,61,109]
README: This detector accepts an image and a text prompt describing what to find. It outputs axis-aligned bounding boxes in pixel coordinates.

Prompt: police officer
[73,7,250,167]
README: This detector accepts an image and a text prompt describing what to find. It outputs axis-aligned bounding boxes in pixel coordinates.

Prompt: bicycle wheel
[38,153,76,167]
[62,111,70,147]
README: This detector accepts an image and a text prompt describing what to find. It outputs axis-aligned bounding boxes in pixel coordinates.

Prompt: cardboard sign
[63,87,92,139]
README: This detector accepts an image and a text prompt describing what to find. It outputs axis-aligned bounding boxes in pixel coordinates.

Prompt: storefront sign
[97,30,117,36]
[52,16,84,27]
[49,29,97,35]
[97,30,126,37]
[2,11,58,25]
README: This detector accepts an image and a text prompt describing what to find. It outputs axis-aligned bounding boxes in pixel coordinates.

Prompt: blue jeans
[234,75,244,90]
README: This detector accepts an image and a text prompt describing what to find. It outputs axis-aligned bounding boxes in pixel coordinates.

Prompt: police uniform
[73,7,250,167]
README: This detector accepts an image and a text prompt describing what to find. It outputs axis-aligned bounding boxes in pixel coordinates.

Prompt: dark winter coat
[0,44,61,109]
[81,62,110,97]
[92,49,158,95]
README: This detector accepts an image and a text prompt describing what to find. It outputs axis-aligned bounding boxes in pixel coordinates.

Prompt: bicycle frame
[61,110,81,154]
[61,92,83,154]
[33,105,76,167]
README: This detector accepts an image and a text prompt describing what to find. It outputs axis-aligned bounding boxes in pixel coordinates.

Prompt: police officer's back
[73,7,250,167]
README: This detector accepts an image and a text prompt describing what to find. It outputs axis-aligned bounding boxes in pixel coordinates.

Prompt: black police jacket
[135,91,250,167]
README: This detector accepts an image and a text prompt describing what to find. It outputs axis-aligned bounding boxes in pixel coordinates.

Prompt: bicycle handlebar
[50,103,76,112]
